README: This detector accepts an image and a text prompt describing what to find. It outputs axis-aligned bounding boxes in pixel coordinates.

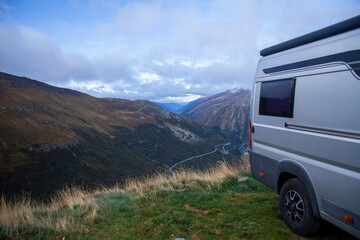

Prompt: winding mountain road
[169,143,247,180]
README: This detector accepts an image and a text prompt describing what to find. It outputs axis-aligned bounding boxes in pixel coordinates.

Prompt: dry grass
[0,186,97,235]
[112,158,250,196]
[0,158,250,236]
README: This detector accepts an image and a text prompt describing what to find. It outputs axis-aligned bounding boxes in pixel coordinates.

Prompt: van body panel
[321,197,360,231]
[250,152,278,190]
[260,15,360,56]
[250,17,360,238]
[256,30,360,79]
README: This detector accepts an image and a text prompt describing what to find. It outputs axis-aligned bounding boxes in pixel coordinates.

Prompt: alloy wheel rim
[284,190,304,224]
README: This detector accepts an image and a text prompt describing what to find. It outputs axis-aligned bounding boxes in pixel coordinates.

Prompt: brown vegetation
[0,159,249,235]
[0,186,97,235]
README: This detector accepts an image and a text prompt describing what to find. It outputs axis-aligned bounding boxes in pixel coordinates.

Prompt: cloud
[67,80,115,94]
[93,0,359,98]
[0,0,14,12]
[0,24,97,85]
[1,0,359,102]
[96,51,134,82]
[157,94,204,103]
[137,72,161,84]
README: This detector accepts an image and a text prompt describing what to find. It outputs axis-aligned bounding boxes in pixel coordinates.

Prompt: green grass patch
[1,172,355,239]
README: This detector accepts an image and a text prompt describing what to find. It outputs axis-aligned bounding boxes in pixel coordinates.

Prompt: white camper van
[249,15,360,238]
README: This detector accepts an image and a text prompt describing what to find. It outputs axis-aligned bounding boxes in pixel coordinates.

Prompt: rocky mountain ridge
[182,88,250,142]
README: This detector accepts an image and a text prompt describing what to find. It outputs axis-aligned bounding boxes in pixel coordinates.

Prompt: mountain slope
[0,72,234,199]
[182,89,250,142]
[178,97,204,114]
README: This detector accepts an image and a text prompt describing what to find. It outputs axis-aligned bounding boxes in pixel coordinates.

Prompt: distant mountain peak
[228,88,240,93]
[182,88,250,141]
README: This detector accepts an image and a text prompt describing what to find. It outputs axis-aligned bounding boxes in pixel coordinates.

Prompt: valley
[0,72,247,200]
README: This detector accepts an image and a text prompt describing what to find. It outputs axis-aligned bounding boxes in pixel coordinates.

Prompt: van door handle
[251,126,255,133]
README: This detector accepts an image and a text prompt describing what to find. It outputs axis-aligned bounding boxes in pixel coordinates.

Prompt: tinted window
[259,79,295,118]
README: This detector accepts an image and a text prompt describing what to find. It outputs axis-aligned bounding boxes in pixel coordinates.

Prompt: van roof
[260,15,360,57]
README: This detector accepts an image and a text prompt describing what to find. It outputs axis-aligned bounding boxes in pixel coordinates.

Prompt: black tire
[279,178,321,236]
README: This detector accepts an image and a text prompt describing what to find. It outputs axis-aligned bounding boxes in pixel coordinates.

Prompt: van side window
[259,79,295,118]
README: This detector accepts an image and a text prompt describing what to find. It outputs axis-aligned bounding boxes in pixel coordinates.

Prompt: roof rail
[260,15,360,57]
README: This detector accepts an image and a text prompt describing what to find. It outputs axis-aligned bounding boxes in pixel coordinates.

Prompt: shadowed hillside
[0,72,240,199]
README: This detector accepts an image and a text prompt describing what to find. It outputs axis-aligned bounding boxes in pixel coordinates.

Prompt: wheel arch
[276,160,320,217]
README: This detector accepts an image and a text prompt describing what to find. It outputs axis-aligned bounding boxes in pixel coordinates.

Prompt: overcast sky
[0,0,359,103]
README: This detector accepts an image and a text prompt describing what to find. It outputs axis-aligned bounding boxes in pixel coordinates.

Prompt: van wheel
[279,179,321,236]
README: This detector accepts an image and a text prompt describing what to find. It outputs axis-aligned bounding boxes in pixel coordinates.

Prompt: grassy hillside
[0,158,354,240]
[0,72,240,199]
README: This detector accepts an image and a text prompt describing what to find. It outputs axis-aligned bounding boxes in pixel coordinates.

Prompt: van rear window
[259,79,295,118]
